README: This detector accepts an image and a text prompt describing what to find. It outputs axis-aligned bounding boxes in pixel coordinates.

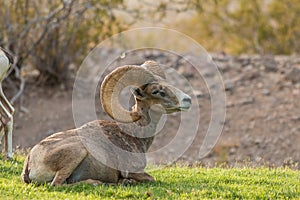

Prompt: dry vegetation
[172,0,300,55]
[1,0,299,86]
[0,0,126,84]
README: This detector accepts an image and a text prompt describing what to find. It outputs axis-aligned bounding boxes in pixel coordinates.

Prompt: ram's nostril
[183,98,192,104]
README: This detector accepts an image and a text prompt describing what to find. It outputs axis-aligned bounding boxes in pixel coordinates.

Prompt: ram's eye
[152,90,159,95]
[159,91,166,97]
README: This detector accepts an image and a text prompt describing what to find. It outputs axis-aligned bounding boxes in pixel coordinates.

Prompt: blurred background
[0,0,299,168]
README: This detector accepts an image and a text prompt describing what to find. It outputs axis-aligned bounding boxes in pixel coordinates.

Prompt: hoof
[84,179,103,186]
[119,178,137,185]
[2,155,13,161]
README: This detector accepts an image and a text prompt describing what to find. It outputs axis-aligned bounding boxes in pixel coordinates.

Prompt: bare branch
[10,67,25,104]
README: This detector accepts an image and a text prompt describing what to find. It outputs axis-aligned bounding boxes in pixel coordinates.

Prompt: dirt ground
[2,51,300,169]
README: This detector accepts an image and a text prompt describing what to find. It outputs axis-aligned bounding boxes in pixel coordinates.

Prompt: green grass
[1,155,299,200]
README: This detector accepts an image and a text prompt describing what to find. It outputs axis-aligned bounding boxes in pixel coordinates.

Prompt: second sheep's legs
[0,85,14,114]
[0,84,14,159]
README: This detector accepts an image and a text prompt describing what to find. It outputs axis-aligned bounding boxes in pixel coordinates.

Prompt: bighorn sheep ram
[21,61,192,186]
[0,47,14,159]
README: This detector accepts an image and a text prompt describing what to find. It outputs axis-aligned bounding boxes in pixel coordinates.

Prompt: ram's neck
[133,100,162,126]
[136,107,163,151]
[119,101,163,152]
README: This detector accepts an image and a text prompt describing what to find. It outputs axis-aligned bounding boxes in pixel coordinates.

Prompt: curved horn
[141,60,166,79]
[100,65,156,123]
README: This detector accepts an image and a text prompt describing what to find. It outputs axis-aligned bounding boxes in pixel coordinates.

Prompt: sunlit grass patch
[1,155,299,199]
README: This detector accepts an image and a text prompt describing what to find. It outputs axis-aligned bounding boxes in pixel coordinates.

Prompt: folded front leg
[122,171,155,183]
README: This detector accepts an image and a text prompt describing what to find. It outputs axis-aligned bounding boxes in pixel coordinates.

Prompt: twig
[10,67,25,104]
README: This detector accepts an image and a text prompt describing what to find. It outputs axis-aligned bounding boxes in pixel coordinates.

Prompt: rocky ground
[2,50,300,169]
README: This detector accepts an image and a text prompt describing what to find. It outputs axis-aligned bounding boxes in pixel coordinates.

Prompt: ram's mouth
[164,106,191,113]
[179,106,191,111]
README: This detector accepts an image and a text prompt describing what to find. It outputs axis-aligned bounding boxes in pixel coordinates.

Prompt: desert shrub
[0,0,126,84]
[173,0,300,55]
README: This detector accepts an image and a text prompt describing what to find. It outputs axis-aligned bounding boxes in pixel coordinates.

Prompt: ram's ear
[130,86,146,100]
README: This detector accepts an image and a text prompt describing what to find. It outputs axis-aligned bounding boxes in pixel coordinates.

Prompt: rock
[285,67,300,83]
[202,68,216,78]
[263,55,277,72]
[229,147,237,155]
[291,115,300,121]
[240,97,255,105]
[292,89,300,95]
[244,64,254,70]
[261,89,270,96]
[240,70,260,81]
[237,56,250,67]
[226,101,235,108]
[257,82,264,89]
[215,62,230,73]
[224,79,235,91]
[177,65,197,78]
[193,90,205,98]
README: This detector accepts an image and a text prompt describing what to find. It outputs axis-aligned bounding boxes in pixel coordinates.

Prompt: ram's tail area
[21,154,31,183]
